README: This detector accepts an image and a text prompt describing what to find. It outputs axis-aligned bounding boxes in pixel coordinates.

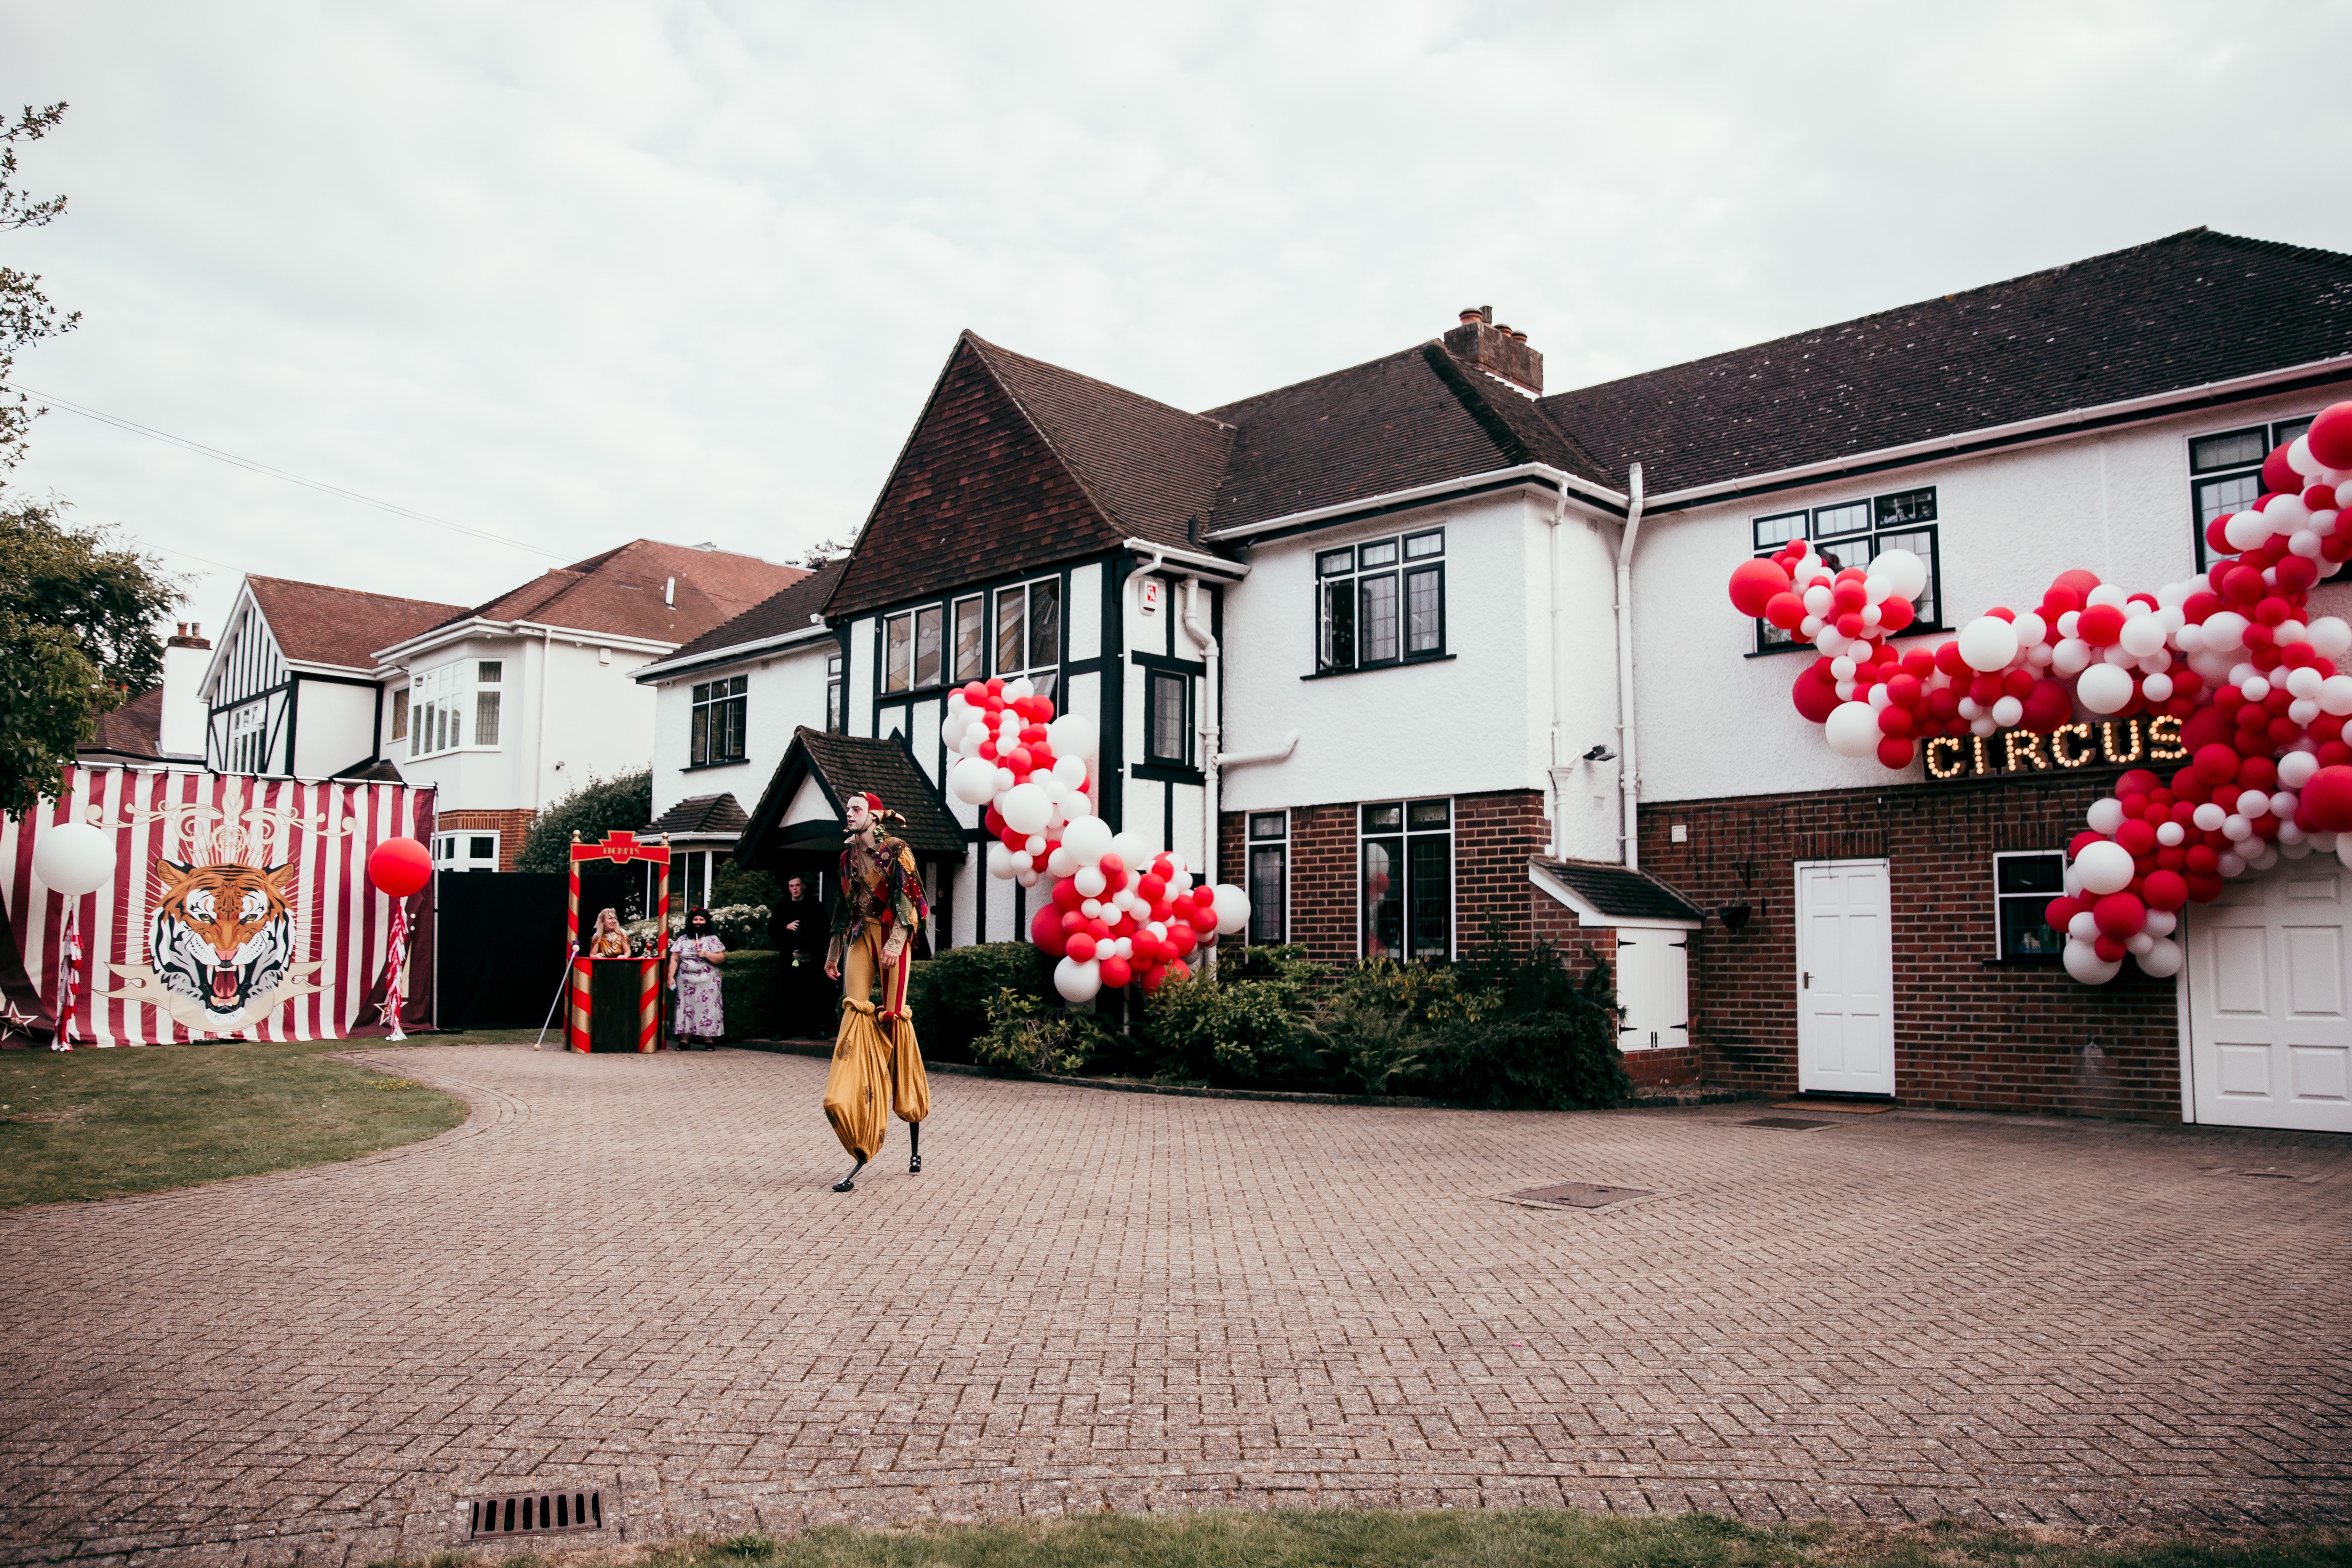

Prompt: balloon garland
[940,675,1249,1003]
[1726,401,2352,986]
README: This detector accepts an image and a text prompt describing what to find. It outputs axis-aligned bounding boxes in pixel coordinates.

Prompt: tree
[0,500,180,815]
[514,770,654,872]
[2,102,79,475]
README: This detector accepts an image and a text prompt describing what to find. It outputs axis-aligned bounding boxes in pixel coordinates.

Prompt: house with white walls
[732,228,2352,1129]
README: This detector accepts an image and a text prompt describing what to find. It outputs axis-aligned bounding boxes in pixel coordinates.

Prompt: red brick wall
[437,809,536,873]
[1641,776,2182,1120]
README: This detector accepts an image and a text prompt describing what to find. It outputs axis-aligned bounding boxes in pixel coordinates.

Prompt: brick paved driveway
[3,1044,2349,1565]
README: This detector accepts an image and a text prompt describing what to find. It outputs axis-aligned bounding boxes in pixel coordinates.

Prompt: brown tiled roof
[422,540,808,651]
[646,792,750,838]
[1203,343,1610,531]
[1531,857,1703,923]
[79,687,163,761]
[246,577,468,671]
[739,727,965,861]
[1538,228,2352,497]
[661,557,847,667]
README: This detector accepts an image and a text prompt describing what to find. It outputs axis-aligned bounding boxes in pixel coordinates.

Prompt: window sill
[1747,625,1951,658]
[1132,762,1205,786]
[680,758,750,772]
[1302,654,1456,680]
[1982,955,2066,967]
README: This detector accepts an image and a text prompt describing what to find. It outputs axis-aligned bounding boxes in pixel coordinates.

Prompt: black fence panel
[437,872,570,1030]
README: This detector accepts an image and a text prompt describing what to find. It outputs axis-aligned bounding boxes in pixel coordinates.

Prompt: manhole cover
[1505,1182,1652,1208]
[1743,1116,1833,1130]
[469,1489,604,1540]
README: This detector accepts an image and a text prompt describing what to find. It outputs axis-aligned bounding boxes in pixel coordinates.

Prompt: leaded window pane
[1028,578,1060,672]
[1406,565,1442,653]
[1360,574,1399,663]
[995,588,1025,676]
[914,605,943,688]
[953,597,984,682]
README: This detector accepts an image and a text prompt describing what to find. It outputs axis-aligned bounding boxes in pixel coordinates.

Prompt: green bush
[514,770,653,872]
[714,950,786,1041]
[909,942,1055,1063]
[1309,993,1432,1095]
[971,987,1113,1076]
[1413,936,1632,1110]
[1140,964,1321,1087]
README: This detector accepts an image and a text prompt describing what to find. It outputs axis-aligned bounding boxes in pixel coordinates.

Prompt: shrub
[1140,967,1320,1086]
[1415,936,1632,1110]
[971,987,1112,1076]
[1309,992,1434,1095]
[714,950,786,1041]
[514,770,653,872]
[910,942,1055,1062]
[710,861,780,912]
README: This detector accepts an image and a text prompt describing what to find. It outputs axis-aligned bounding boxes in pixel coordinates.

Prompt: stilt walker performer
[822,792,931,1191]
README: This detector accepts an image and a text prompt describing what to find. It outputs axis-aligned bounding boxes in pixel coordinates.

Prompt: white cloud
[1,0,2344,642]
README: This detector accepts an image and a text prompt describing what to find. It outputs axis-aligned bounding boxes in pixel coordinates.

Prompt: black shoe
[832,1177,855,1192]
[909,1153,923,1174]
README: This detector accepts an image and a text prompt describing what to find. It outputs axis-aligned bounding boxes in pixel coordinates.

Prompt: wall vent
[469,1489,604,1539]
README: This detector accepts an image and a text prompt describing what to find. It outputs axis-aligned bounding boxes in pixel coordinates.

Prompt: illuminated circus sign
[1923,715,2187,782]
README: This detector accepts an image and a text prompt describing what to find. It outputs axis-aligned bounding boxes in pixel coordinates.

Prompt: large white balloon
[1822,701,1882,759]
[2074,663,2135,715]
[2138,936,2184,978]
[1956,615,2020,673]
[949,755,1001,805]
[2073,839,2136,896]
[2118,615,2169,658]
[998,782,1052,836]
[2063,939,2122,985]
[1110,830,1154,871]
[1210,883,1251,935]
[1046,712,1099,763]
[1867,547,1928,602]
[32,821,115,897]
[1054,957,1102,1003]
[1061,815,1115,867]
[985,842,1015,879]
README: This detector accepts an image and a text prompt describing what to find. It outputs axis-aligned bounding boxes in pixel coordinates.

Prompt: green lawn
[0,1033,475,1208]
[381,1512,2351,1568]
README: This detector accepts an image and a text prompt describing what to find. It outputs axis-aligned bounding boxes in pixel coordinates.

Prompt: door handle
[1803,971,1811,989]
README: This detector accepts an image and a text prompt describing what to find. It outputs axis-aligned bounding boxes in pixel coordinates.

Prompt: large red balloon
[2308,400,2352,469]
[367,837,432,898]
[1730,558,1793,618]
[1030,903,1069,958]
[2303,765,2352,833]
[1791,664,1841,724]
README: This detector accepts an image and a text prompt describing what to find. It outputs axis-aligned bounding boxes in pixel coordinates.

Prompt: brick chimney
[160,622,212,760]
[1442,304,1543,396]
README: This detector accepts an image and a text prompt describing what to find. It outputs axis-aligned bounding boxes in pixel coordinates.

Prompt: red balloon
[2052,568,2102,604]
[1875,737,1915,769]
[2141,871,2188,912]
[1099,956,1132,990]
[2263,447,2303,495]
[1067,933,1098,963]
[2076,605,2125,646]
[2114,819,2157,856]
[2093,934,2127,963]
[2045,895,2083,932]
[1189,906,1219,934]
[1877,598,1914,633]
[1792,664,1841,724]
[2193,743,2241,785]
[1053,879,1084,911]
[2303,765,2352,833]
[367,837,432,898]
[1730,558,1793,618]
[1031,904,1069,957]
[2308,401,2352,468]
[1764,592,1808,630]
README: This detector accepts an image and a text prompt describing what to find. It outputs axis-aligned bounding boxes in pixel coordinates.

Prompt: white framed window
[1992,851,2066,960]
[434,831,497,873]
[995,576,1062,702]
[2188,415,2317,572]
[226,701,269,775]
[1749,488,1943,653]
[690,675,747,766]
[826,654,844,732]
[1247,812,1287,944]
[1316,529,1445,673]
[1360,798,1452,960]
[1146,668,1191,765]
[389,687,410,745]
[409,659,504,758]
[952,595,985,683]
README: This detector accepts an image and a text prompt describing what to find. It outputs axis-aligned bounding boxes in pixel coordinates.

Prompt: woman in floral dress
[667,907,726,1048]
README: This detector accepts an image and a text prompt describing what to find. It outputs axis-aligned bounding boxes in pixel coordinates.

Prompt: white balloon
[2280,752,2322,789]
[2118,615,2168,658]
[2068,911,2100,943]
[1046,711,1100,763]
[1046,845,1077,878]
[2219,850,2247,877]
[1210,883,1251,935]
[2143,909,2177,937]
[1823,701,1882,758]
[2075,663,2135,715]
[2203,611,2249,650]
[2141,673,2174,702]
[986,842,1015,879]
[2308,617,2352,658]
[2193,802,2226,831]
[1991,695,2024,728]
[2138,936,2184,978]
[2052,639,2092,677]
[2319,675,2352,716]
[1053,957,1102,1003]
[1867,547,1928,601]
[2064,939,2122,985]
[31,821,116,897]
[2242,675,2271,702]
[2085,583,2128,610]
[998,782,1052,836]
[2073,839,2136,896]
[1110,830,1154,871]
[1956,615,2020,672]
[1073,865,1107,898]
[2126,932,2155,957]
[948,755,999,805]
[2156,822,2184,847]
[2224,510,2272,551]
[2085,798,2126,835]
[941,713,969,751]
[1003,676,1034,700]
[1051,755,1089,788]
[2011,611,2048,648]
[1061,815,1115,867]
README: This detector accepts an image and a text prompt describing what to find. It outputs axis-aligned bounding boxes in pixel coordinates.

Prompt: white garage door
[2184,858,2352,1132]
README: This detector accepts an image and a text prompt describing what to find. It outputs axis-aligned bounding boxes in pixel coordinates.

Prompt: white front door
[2184,858,2352,1132]
[1794,858,1895,1096]
[1613,924,1693,1052]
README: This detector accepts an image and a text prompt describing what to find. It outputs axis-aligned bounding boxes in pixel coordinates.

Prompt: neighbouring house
[732,226,2352,1131]
[632,556,847,892]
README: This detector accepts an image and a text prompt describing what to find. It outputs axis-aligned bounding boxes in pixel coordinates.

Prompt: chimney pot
[1438,307,1543,396]
[1479,305,1493,324]
[1458,307,1482,325]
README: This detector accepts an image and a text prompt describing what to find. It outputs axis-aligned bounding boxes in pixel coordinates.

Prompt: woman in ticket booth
[586,907,631,958]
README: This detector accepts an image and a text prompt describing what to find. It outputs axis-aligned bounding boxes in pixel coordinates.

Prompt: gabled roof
[79,687,163,762]
[1203,342,1611,533]
[647,792,750,840]
[244,576,468,672]
[402,540,808,654]
[1538,228,2352,497]
[739,727,966,861]
[652,557,847,673]
[1529,857,1705,925]
[826,334,1234,619]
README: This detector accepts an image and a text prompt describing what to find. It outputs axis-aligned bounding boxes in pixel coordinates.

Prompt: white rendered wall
[397,632,663,812]
[1632,384,2352,806]
[290,679,377,779]
[646,639,834,820]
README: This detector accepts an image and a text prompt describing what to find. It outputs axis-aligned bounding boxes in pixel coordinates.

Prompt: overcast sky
[3,1,2349,646]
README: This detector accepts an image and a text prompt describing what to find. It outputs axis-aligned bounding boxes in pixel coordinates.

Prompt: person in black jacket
[771,875,831,1037]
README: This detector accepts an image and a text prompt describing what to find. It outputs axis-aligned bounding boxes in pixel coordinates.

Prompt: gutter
[1205,463,1628,543]
[1612,464,1645,871]
[1121,537,1251,580]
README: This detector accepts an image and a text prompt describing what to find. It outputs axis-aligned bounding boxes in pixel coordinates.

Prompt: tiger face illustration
[150,860,298,1025]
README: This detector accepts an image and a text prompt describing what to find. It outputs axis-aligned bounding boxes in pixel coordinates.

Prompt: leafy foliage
[711,858,780,911]
[2,102,79,475]
[909,941,1055,1063]
[971,987,1111,1076]
[1413,928,1633,1110]
[0,500,179,816]
[514,770,653,871]
[1139,956,1323,1086]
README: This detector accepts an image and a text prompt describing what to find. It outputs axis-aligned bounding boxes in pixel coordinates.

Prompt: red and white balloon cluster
[940,675,1249,1003]
[1725,401,2352,987]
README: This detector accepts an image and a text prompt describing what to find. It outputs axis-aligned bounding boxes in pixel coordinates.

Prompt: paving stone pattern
[3,1045,2348,1566]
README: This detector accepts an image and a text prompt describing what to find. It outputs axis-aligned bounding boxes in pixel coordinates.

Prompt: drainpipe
[1613,464,1645,870]
[1546,484,1569,858]
[1180,576,1219,881]
[535,625,555,810]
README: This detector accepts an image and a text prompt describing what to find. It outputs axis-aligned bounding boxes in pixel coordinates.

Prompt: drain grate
[1743,1116,1833,1130]
[1505,1182,1653,1208]
[469,1489,604,1539]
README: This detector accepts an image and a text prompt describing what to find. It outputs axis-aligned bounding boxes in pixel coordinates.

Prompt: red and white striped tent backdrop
[0,765,437,1045]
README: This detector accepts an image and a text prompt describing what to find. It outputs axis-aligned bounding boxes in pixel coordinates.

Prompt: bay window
[409,659,505,758]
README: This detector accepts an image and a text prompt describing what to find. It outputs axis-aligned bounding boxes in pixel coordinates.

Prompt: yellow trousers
[822,920,930,1161]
